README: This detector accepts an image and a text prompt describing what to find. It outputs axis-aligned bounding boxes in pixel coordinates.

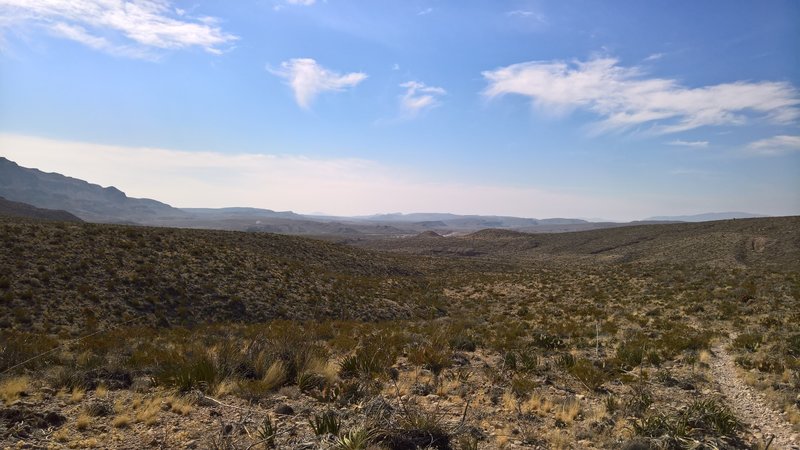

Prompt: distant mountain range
[0,157,186,223]
[0,156,776,236]
[646,212,768,222]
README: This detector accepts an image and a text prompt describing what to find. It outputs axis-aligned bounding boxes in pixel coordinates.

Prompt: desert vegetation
[1,216,798,448]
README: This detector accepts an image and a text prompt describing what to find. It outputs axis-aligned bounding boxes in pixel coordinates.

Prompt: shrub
[732,333,762,353]
[408,344,452,377]
[626,384,653,417]
[449,335,477,352]
[616,338,647,371]
[256,417,277,449]
[511,375,537,398]
[531,332,565,350]
[569,359,607,391]
[632,398,744,448]
[154,353,219,393]
[310,411,341,436]
[787,333,800,357]
[334,427,376,450]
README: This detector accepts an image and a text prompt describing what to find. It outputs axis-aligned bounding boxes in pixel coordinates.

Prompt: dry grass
[0,376,29,404]
[555,398,581,424]
[70,387,85,403]
[166,394,193,416]
[134,397,161,425]
[262,360,287,391]
[95,384,108,398]
[75,413,91,431]
[111,414,130,428]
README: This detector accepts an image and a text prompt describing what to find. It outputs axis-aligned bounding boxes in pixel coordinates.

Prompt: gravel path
[709,342,799,449]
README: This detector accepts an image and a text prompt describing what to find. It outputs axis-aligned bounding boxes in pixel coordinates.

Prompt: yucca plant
[309,411,341,436]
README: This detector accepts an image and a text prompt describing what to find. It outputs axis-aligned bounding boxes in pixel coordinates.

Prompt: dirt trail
[709,341,799,449]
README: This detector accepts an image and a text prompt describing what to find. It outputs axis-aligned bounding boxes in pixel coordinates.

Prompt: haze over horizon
[1,1,799,221]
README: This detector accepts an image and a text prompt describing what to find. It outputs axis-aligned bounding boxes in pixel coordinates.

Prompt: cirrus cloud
[482,57,799,134]
[0,0,237,57]
[399,81,446,117]
[746,135,800,156]
[269,58,367,109]
[667,139,709,148]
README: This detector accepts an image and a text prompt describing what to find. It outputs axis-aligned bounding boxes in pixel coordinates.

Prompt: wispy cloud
[417,7,433,16]
[0,133,652,219]
[482,57,799,134]
[286,0,316,5]
[668,139,709,148]
[0,0,237,57]
[669,168,711,176]
[399,81,445,117]
[269,58,367,109]
[644,53,664,62]
[506,9,546,22]
[746,135,800,156]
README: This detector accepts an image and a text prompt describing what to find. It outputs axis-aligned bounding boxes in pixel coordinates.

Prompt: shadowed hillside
[0,197,82,222]
[0,157,186,223]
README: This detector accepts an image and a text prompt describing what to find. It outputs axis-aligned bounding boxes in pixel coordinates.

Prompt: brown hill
[0,218,435,333]
[357,216,800,270]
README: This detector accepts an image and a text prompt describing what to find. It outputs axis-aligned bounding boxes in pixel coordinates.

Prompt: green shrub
[632,398,744,448]
[310,411,341,436]
[449,334,477,352]
[569,359,607,391]
[731,333,762,353]
[154,353,219,393]
[616,335,649,370]
[531,332,565,350]
[408,344,451,377]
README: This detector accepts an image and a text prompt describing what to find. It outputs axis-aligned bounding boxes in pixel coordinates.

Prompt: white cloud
[644,53,664,62]
[399,81,445,117]
[746,135,800,156]
[0,0,237,56]
[286,0,315,4]
[417,8,433,16]
[506,9,546,22]
[0,133,663,220]
[482,57,800,134]
[667,139,709,148]
[50,21,110,50]
[269,58,367,109]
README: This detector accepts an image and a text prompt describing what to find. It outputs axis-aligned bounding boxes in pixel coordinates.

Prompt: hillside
[0,196,82,222]
[0,157,186,223]
[0,218,438,333]
[0,216,798,449]
[356,216,800,269]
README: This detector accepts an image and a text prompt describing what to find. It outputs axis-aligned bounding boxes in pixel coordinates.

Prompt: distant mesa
[0,156,777,237]
[646,212,768,222]
[0,196,82,222]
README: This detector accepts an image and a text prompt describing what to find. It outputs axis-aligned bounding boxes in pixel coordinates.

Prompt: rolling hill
[356,216,800,269]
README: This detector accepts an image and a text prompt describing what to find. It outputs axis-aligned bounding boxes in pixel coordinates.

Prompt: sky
[0,0,798,220]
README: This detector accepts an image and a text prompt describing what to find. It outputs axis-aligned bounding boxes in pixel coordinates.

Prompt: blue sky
[0,0,798,220]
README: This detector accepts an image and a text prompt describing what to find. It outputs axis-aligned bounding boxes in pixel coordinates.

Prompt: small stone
[274,404,294,416]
